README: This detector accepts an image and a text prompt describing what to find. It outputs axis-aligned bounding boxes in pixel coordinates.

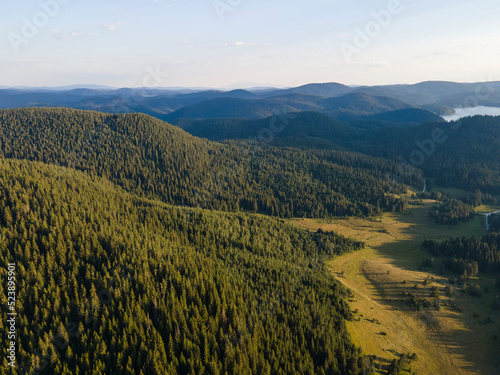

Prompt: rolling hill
[2,82,500,375]
[348,115,500,194]
[356,108,444,126]
[263,82,355,97]
[165,92,430,124]
[0,107,414,218]
[176,111,362,145]
[163,98,301,122]
[4,81,500,127]
[176,110,500,195]
[0,156,371,374]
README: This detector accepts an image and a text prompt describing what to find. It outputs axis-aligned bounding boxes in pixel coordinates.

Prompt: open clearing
[292,201,500,374]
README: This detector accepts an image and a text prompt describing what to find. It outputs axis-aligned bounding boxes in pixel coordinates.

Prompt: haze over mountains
[2,80,500,197]
[3,81,500,198]
[2,81,500,127]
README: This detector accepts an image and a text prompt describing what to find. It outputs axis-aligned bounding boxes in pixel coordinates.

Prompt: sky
[1,0,499,88]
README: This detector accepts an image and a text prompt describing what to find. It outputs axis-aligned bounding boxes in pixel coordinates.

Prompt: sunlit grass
[291,202,498,375]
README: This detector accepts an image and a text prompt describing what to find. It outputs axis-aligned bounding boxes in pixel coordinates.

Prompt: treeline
[424,190,496,225]
[0,108,409,218]
[428,198,476,225]
[423,233,500,275]
[341,116,500,194]
[0,158,372,374]
[178,113,500,196]
[176,111,364,145]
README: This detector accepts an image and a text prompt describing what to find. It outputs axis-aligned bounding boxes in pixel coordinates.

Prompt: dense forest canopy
[365,116,500,194]
[424,233,500,276]
[178,112,500,195]
[424,190,496,225]
[0,108,411,218]
[0,95,499,374]
[0,158,371,374]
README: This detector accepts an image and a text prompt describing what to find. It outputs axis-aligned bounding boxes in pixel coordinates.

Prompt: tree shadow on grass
[356,206,497,374]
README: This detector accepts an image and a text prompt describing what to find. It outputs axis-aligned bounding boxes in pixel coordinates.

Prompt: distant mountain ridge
[1,81,500,126]
[164,92,437,124]
[267,82,354,97]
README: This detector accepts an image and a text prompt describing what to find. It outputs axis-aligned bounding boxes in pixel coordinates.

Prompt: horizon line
[2,79,499,92]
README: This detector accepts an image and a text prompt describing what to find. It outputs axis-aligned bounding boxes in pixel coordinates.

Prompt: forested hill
[0,158,370,374]
[176,112,362,144]
[354,115,500,194]
[180,112,500,195]
[0,107,414,217]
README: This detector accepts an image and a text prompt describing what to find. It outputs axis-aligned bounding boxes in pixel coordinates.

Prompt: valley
[3,0,500,373]
[293,196,500,374]
[1,86,500,374]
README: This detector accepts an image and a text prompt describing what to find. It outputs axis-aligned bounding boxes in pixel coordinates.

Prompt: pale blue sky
[1,0,499,88]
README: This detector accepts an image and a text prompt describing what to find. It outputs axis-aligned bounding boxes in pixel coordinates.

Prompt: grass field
[292,200,500,374]
[475,204,500,214]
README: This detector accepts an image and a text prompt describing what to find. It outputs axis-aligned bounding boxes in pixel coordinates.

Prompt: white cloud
[102,14,134,32]
[102,22,123,32]
[49,30,99,40]
[224,41,260,47]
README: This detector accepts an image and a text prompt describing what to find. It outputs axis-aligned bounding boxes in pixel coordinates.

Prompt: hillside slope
[354,116,500,194]
[0,158,370,374]
[0,108,413,217]
[164,98,300,122]
[177,111,362,143]
[165,92,421,123]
